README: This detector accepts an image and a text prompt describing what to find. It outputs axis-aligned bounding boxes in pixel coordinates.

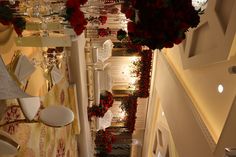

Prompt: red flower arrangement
[0,3,26,36]
[116,29,142,53]
[65,0,88,35]
[121,0,202,50]
[98,27,111,37]
[98,16,107,25]
[88,91,114,119]
[86,16,107,25]
[135,50,153,98]
[120,95,138,133]
[129,50,153,97]
[95,129,115,155]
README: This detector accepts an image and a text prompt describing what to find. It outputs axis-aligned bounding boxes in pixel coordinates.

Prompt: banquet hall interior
[1,0,236,157]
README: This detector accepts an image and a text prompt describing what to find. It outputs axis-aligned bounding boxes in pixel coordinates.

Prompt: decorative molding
[179,0,236,68]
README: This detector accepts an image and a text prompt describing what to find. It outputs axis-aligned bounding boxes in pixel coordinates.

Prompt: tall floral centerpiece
[86,16,107,25]
[65,0,88,35]
[120,0,202,50]
[120,94,138,133]
[95,129,115,155]
[88,91,114,119]
[135,50,153,97]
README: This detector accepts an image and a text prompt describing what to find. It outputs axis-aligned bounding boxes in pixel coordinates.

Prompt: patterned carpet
[0,73,78,157]
[0,24,79,157]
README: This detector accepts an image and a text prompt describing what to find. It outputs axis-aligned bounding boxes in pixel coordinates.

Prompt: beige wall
[159,0,236,141]
[155,105,180,157]
[151,53,236,157]
[165,45,236,142]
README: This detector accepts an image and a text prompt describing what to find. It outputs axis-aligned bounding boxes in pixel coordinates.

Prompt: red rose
[128,22,136,33]
[125,8,134,19]
[164,41,174,48]
[66,0,80,8]
[80,0,88,5]
[14,25,23,37]
[130,0,136,6]
[174,37,184,44]
[98,16,107,25]
[69,10,81,26]
[0,19,11,25]
[106,144,112,152]
[155,0,165,8]
[98,28,111,37]
[73,24,86,35]
[69,8,87,35]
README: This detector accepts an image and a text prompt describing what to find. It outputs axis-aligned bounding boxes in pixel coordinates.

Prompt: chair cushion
[39,105,74,127]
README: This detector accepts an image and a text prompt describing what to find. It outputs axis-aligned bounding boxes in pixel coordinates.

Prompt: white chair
[96,109,113,131]
[99,63,112,91]
[39,105,74,127]
[92,62,113,105]
[86,40,112,105]
[0,97,75,128]
[0,130,20,155]
[97,39,113,62]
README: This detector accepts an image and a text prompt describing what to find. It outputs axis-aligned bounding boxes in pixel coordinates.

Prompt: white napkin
[14,55,36,82]
[50,66,63,85]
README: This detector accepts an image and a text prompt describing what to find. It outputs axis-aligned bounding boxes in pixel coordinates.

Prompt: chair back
[18,97,41,121]
[0,131,20,155]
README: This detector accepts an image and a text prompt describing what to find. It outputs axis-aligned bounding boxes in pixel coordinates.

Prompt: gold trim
[0,134,20,151]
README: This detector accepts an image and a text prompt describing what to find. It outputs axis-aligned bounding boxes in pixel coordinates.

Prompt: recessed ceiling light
[218,84,224,93]
[161,111,165,116]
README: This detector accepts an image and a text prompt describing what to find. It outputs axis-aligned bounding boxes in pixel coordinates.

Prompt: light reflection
[192,0,208,10]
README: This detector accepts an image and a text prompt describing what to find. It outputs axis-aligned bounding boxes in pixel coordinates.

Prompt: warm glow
[161,111,165,117]
[192,0,208,10]
[119,111,126,120]
[129,56,140,63]
[217,84,224,93]
[130,77,136,85]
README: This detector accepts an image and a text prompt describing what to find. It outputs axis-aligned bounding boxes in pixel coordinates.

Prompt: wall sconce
[228,66,236,74]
